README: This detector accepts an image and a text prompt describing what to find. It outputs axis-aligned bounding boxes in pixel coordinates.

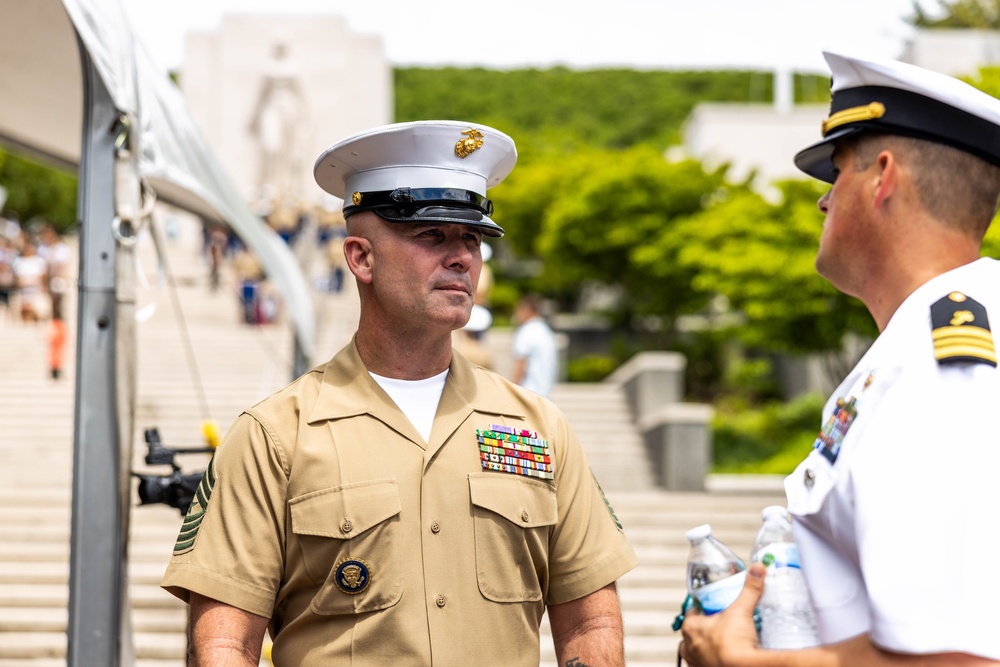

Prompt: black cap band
[796,85,1000,183]
[345,188,494,217]
[830,86,1000,165]
[344,187,504,237]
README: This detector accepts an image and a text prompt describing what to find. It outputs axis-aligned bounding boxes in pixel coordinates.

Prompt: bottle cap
[685,524,712,541]
[761,505,789,521]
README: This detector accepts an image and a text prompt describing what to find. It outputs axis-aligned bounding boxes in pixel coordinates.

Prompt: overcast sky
[125,0,936,75]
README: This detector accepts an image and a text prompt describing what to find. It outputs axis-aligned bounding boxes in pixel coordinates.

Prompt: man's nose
[817,190,831,214]
[445,239,477,270]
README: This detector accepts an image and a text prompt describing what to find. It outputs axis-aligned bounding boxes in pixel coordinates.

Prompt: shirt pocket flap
[469,473,557,528]
[290,479,400,539]
[785,451,836,517]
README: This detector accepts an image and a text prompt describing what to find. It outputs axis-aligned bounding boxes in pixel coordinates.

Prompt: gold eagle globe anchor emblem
[455,129,485,158]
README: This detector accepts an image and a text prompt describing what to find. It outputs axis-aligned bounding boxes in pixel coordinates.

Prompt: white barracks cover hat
[795,51,1000,183]
[314,121,517,237]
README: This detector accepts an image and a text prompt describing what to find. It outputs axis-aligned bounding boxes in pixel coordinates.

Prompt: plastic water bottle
[750,506,820,649]
[685,524,747,615]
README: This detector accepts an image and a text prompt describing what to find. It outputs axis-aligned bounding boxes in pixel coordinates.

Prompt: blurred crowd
[202,198,348,326]
[1,214,72,379]
[0,215,72,325]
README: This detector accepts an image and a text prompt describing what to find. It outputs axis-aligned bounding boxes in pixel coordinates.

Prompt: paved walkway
[0,221,785,666]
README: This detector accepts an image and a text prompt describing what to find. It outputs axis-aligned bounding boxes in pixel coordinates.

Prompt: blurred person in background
[37,224,71,317]
[452,303,494,369]
[511,293,558,397]
[12,239,48,323]
[0,235,16,318]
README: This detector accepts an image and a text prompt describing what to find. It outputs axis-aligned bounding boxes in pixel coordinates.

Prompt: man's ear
[873,150,898,209]
[344,236,374,284]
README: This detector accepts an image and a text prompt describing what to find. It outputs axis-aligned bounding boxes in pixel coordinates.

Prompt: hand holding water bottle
[678,562,766,667]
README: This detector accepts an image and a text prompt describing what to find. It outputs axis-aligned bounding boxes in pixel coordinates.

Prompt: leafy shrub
[566,354,618,383]
[713,393,824,474]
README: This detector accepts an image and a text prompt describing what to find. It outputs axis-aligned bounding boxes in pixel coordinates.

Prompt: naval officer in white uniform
[679,51,1000,667]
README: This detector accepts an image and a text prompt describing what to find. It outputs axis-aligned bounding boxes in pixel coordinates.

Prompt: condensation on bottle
[685,524,746,615]
[750,506,820,649]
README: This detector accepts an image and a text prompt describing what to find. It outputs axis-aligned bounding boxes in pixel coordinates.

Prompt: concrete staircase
[0,222,786,666]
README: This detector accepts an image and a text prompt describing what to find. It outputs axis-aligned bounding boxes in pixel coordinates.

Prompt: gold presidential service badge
[335,558,372,595]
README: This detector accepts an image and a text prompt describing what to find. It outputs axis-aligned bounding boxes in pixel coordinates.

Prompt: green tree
[0,148,78,233]
[487,157,570,259]
[673,179,877,354]
[492,147,730,339]
[909,0,1000,27]
[394,67,829,156]
[491,146,882,362]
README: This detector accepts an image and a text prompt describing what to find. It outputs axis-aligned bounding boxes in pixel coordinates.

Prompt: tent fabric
[0,0,315,358]
[0,1,82,167]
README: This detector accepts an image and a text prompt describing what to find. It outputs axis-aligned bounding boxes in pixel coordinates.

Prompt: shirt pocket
[468,473,557,603]
[288,478,402,615]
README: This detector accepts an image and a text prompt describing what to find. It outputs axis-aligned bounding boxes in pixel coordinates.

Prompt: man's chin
[427,301,473,331]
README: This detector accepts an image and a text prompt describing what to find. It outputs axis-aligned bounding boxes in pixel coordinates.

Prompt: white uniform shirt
[513,317,558,397]
[786,257,1000,659]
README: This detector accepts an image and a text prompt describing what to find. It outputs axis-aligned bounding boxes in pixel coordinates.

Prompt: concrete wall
[682,104,826,192]
[900,29,1000,76]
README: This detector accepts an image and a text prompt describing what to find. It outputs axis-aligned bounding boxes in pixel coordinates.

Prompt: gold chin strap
[822,101,886,136]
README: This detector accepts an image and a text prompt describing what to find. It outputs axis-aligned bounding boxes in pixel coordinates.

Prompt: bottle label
[692,571,747,615]
[758,543,801,570]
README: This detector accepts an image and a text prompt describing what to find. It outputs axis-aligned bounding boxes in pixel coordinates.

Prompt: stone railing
[609,352,714,491]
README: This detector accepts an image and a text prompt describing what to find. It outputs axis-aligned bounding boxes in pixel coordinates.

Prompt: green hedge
[713,393,824,474]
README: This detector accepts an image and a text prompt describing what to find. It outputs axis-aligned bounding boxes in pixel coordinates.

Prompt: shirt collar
[307,337,527,427]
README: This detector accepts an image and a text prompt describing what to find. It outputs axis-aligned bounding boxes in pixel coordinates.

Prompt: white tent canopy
[3,2,318,662]
[0,0,315,358]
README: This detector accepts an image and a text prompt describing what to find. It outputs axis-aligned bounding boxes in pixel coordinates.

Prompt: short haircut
[845,132,1000,238]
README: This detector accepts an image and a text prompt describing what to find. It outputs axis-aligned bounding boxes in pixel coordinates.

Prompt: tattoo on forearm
[566,659,592,667]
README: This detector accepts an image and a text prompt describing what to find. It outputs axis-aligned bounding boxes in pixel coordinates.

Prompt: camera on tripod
[134,427,215,515]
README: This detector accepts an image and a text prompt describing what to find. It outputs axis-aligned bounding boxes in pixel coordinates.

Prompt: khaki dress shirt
[162,339,637,665]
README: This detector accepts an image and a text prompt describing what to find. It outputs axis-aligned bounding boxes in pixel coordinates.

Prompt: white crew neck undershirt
[369,369,449,442]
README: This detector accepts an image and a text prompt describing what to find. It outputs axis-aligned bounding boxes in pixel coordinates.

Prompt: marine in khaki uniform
[162,120,638,666]
[679,53,1000,667]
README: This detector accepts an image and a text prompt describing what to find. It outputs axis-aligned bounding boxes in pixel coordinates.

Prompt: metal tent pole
[67,40,131,667]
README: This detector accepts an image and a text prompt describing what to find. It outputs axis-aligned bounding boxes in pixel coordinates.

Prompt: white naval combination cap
[795,51,1000,183]
[313,121,517,238]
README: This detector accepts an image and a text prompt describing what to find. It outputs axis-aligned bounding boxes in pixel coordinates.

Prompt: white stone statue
[249,43,306,202]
